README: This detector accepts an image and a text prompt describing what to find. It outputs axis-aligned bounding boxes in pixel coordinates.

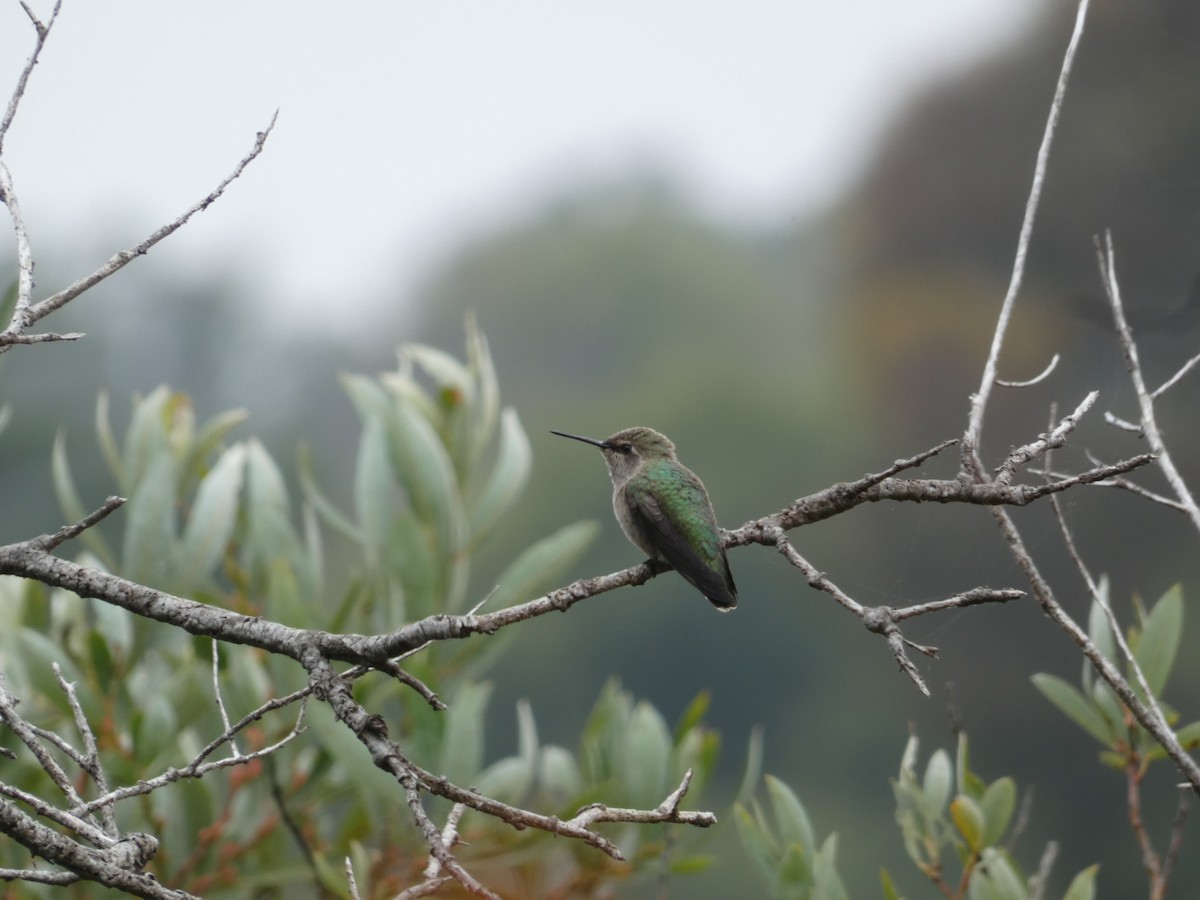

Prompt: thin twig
[0,0,62,152]
[1097,232,1200,535]
[4,112,279,348]
[51,664,117,838]
[210,641,240,757]
[996,353,1060,388]
[962,0,1090,470]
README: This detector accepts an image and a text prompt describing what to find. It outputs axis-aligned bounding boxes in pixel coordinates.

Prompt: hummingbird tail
[706,589,738,611]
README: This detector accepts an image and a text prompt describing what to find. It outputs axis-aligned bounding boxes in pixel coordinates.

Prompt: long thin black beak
[550,430,607,449]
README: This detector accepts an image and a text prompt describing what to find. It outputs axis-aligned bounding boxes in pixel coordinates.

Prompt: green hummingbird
[550,427,737,611]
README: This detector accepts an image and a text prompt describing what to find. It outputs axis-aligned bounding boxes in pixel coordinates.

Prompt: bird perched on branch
[551,426,737,611]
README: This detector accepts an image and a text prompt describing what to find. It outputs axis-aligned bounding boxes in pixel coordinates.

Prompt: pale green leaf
[386,399,467,571]
[176,443,245,586]
[980,777,1016,846]
[951,795,984,853]
[923,749,953,819]
[734,803,778,883]
[1174,720,1200,749]
[485,521,598,609]
[52,431,116,566]
[880,868,904,900]
[466,312,499,460]
[765,774,815,859]
[813,832,850,900]
[1086,589,1116,666]
[1133,584,1182,697]
[183,408,248,486]
[94,391,122,482]
[122,452,178,586]
[539,745,582,804]
[968,848,1026,900]
[735,725,765,809]
[353,417,396,569]
[467,408,531,542]
[1061,863,1098,900]
[1031,673,1115,745]
[297,443,360,542]
[122,385,173,493]
[516,698,539,766]
[623,701,671,802]
[775,842,813,890]
[438,681,492,784]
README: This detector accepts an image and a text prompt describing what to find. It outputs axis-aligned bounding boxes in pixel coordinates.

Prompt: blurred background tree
[2,0,1198,896]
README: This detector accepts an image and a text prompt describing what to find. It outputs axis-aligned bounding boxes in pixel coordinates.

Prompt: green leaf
[1090,679,1125,738]
[669,855,714,875]
[385,398,464,551]
[297,443,360,542]
[466,313,500,460]
[775,841,814,889]
[673,690,710,745]
[467,408,531,542]
[176,443,245,586]
[813,832,850,900]
[182,408,248,491]
[880,868,904,900]
[1086,589,1117,666]
[405,343,473,409]
[765,774,815,859]
[735,725,764,809]
[579,679,632,783]
[923,749,953,819]
[438,680,492,784]
[734,803,778,883]
[94,391,122,482]
[1030,673,1115,745]
[1061,863,1098,900]
[1133,584,1182,697]
[950,795,985,852]
[87,583,134,662]
[134,691,179,763]
[242,439,303,581]
[0,279,17,326]
[122,452,178,586]
[1174,720,1200,749]
[968,848,1026,900]
[623,701,671,802]
[485,521,598,609]
[122,386,173,493]
[538,745,582,805]
[51,431,116,567]
[353,417,396,570]
[957,732,985,800]
[980,777,1016,846]
[516,698,539,766]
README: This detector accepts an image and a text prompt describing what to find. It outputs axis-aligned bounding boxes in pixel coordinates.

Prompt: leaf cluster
[0,320,725,896]
[1032,583,1199,772]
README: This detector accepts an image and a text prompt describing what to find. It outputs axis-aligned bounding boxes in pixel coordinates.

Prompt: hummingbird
[550,427,737,611]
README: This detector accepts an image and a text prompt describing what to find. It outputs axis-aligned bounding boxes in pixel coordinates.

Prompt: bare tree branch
[1096,232,1200,536]
[962,0,1090,469]
[0,102,278,352]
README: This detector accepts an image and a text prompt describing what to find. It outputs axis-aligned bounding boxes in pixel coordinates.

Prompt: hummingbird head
[550,426,677,484]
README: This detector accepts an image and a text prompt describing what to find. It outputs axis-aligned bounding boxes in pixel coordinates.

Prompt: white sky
[1,2,1038,332]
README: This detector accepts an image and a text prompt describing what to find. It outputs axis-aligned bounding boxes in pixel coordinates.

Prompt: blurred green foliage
[737,732,1099,900]
[0,320,726,897]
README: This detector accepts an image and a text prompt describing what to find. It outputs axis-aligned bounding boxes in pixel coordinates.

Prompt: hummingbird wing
[624,464,738,610]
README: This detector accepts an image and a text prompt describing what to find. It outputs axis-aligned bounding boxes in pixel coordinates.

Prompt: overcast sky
[1,2,1039,332]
